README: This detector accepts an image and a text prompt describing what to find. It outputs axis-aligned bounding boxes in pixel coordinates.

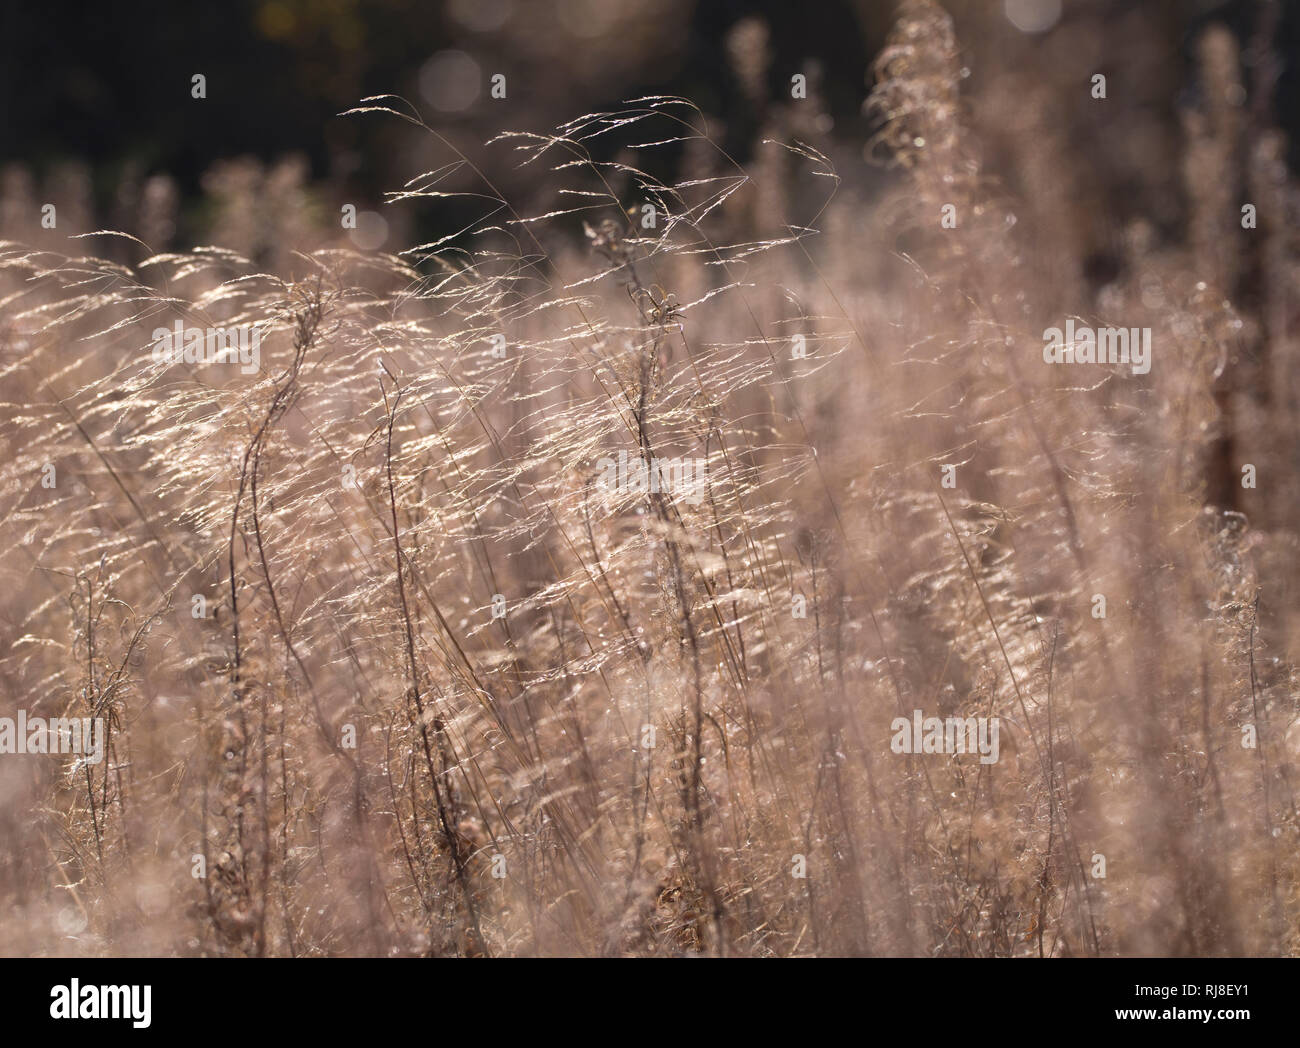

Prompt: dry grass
[1,0,1298,957]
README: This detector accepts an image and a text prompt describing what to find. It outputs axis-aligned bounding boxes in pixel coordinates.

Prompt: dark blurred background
[0,0,1296,255]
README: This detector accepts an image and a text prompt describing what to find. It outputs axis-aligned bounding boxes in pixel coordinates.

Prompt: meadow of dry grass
[1,0,1298,957]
